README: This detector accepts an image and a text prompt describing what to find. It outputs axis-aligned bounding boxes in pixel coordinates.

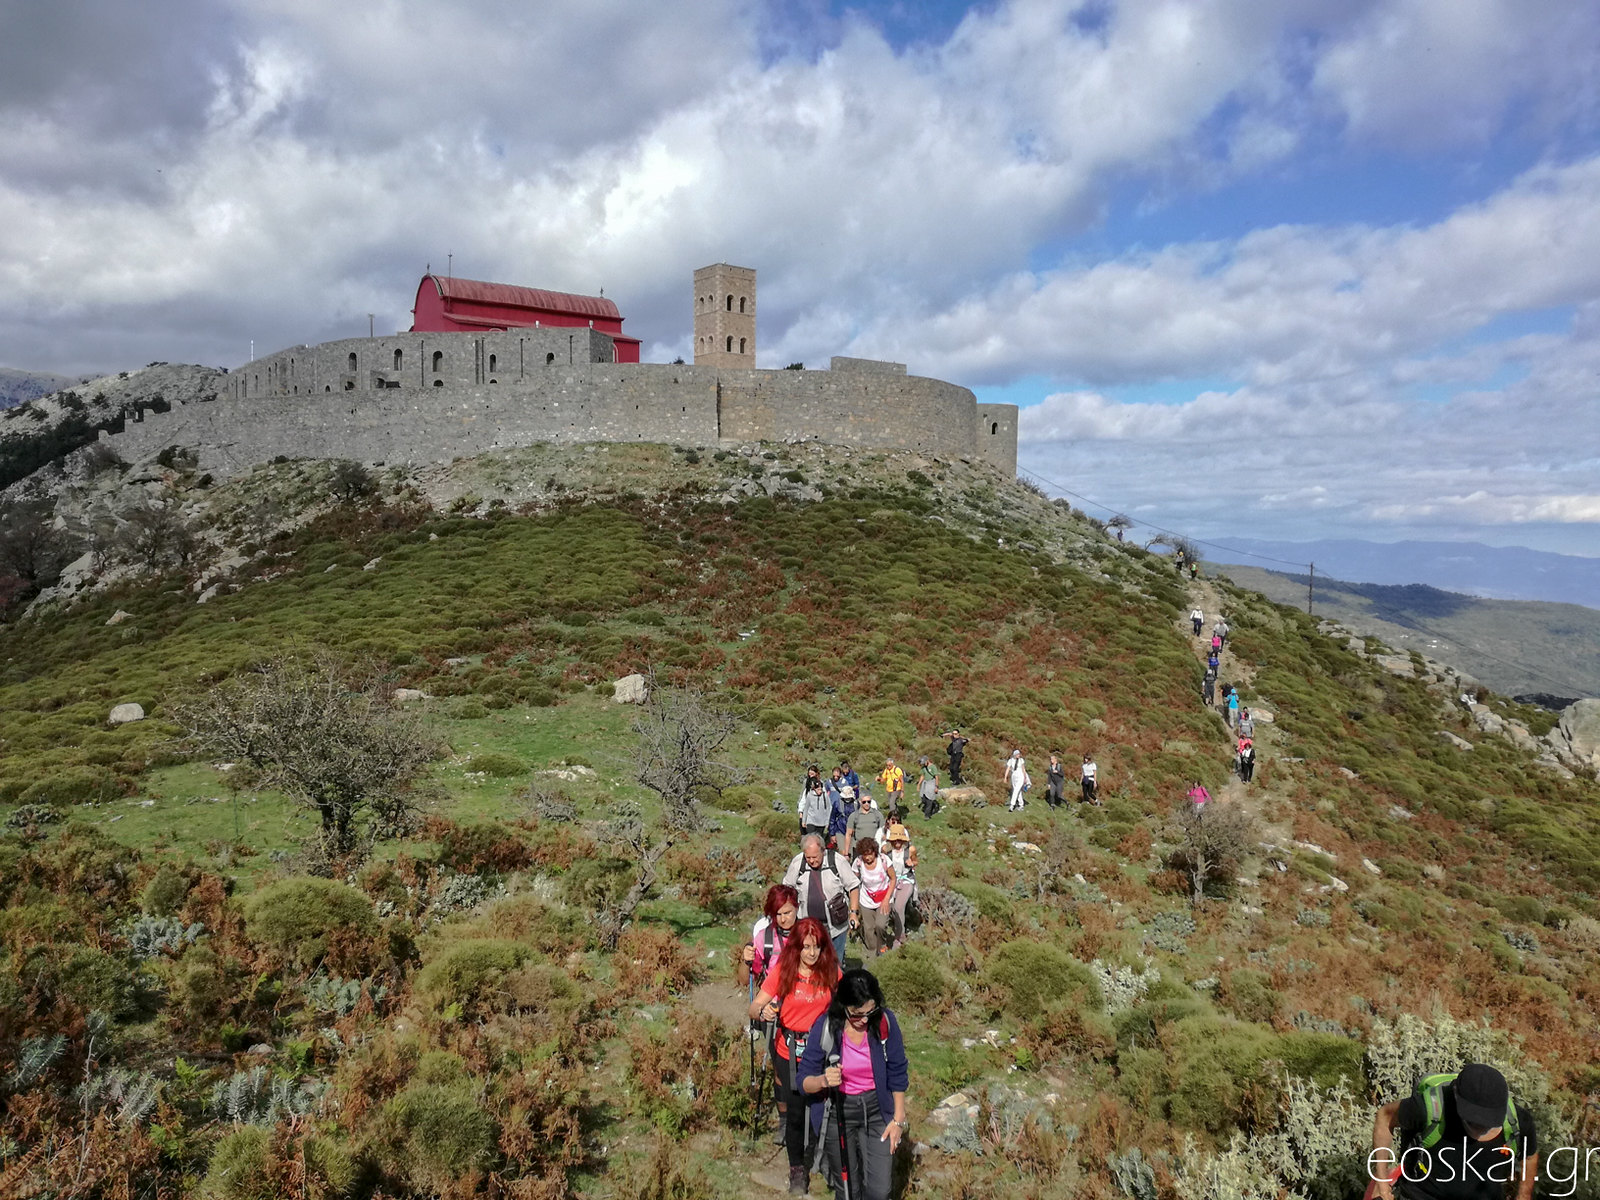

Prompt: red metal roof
[427,275,620,321]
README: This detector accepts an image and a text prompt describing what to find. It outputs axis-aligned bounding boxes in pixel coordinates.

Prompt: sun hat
[886,823,909,843]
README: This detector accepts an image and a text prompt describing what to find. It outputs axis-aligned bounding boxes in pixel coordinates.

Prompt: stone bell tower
[693,263,756,367]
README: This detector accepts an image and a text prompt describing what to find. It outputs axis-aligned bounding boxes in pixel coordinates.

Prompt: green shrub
[946,809,981,834]
[18,766,124,806]
[242,878,377,967]
[414,938,535,1015]
[474,893,592,955]
[57,947,142,1020]
[1219,968,1280,1024]
[754,812,797,842]
[434,822,533,875]
[986,940,1102,1018]
[874,944,952,1012]
[952,880,1014,924]
[179,945,232,1023]
[1491,894,1546,926]
[1277,1030,1364,1092]
[378,1084,497,1189]
[413,1050,472,1088]
[562,856,635,912]
[1162,1015,1279,1132]
[468,752,527,778]
[141,862,193,917]
[203,1126,272,1200]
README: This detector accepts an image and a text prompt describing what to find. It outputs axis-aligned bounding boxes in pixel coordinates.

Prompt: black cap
[1454,1063,1509,1129]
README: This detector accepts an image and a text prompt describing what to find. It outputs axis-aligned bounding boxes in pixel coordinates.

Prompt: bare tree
[1170,800,1258,906]
[1107,514,1132,532]
[0,497,81,592]
[595,678,743,949]
[108,503,198,571]
[173,654,436,859]
[329,460,378,503]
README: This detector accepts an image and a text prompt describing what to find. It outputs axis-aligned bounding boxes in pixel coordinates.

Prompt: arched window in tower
[546,352,555,364]
[739,337,746,353]
[739,297,746,313]
[726,336,733,352]
[393,348,403,371]
[348,352,358,373]
[991,422,999,435]
[726,294,733,311]
[432,350,444,374]
[489,353,497,373]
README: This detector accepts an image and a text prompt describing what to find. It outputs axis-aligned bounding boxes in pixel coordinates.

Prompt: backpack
[753,923,785,985]
[806,850,851,929]
[1411,1073,1520,1150]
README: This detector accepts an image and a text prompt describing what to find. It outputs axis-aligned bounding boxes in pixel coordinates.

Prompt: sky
[2,0,1599,557]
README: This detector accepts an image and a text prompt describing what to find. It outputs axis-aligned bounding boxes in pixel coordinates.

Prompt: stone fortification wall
[109,350,1019,480]
[231,329,618,400]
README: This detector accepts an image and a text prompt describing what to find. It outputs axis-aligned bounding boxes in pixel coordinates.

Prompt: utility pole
[447,252,453,279]
[368,313,374,338]
[1307,562,1315,616]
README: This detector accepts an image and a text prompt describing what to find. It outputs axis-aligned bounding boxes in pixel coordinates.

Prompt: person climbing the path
[1187,780,1211,807]
[1211,629,1223,654]
[1207,648,1220,675]
[1080,753,1099,805]
[1202,668,1216,707]
[741,884,799,999]
[826,769,853,851]
[916,756,939,819]
[750,917,844,1194]
[1191,606,1205,636]
[1045,753,1066,808]
[850,837,896,957]
[1189,560,1199,580]
[799,969,909,1200]
[843,790,886,862]
[883,824,918,950]
[1227,686,1240,728]
[942,729,968,785]
[1215,617,1229,649]
[799,776,832,844]
[1237,738,1255,784]
[1368,1062,1537,1200]
[1238,708,1254,740]
[1174,549,1186,575]
[1004,749,1029,811]
[876,758,905,822]
[783,835,860,965]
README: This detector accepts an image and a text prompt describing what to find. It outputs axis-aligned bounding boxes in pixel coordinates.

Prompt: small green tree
[1171,800,1258,906]
[174,655,434,858]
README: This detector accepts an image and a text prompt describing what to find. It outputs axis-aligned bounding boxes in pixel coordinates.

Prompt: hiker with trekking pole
[742,885,800,1134]
[751,917,843,1193]
[799,969,909,1200]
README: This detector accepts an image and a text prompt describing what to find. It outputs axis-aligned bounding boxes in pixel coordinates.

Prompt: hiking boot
[772,1121,788,1146]
[788,1165,808,1194]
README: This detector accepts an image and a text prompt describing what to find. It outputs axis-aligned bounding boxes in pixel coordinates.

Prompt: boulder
[1470,707,1505,736]
[940,785,990,808]
[1551,699,1600,771]
[1436,731,1474,751]
[106,609,134,626]
[1249,708,1274,723]
[1362,858,1382,876]
[1374,654,1415,677]
[393,688,429,703]
[108,703,145,725]
[612,673,648,704]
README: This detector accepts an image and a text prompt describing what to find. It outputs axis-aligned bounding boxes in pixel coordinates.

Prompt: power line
[1015,464,1314,568]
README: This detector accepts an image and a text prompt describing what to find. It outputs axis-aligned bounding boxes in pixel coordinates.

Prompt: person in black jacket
[799,970,909,1200]
[942,729,967,785]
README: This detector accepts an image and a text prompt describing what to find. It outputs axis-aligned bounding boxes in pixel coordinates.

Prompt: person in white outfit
[1004,749,1028,811]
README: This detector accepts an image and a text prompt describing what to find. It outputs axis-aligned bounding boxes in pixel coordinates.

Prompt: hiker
[1004,749,1028,811]
[799,969,909,1200]
[1369,1062,1538,1200]
[1202,670,1216,706]
[1215,618,1229,648]
[1080,753,1099,805]
[883,824,918,949]
[1190,607,1204,636]
[741,883,799,999]
[839,760,861,800]
[1238,708,1254,740]
[1189,560,1199,580]
[1237,739,1255,784]
[1226,687,1240,728]
[799,776,832,844]
[1211,630,1223,654]
[783,835,860,965]
[750,917,844,1193]
[1206,649,1220,674]
[1174,549,1186,574]
[850,837,896,957]
[843,790,886,861]
[1044,753,1066,808]
[943,729,968,784]
[876,758,905,822]
[916,756,939,819]
[826,770,854,850]
[1187,781,1211,807]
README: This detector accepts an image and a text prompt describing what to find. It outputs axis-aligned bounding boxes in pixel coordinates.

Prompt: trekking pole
[829,1053,853,1200]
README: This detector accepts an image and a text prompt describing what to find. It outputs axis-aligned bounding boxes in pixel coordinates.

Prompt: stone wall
[110,351,1019,481]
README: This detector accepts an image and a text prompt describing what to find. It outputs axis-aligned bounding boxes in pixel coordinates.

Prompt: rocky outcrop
[1547,699,1600,775]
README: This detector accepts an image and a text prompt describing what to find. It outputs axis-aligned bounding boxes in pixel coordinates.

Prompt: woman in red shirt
[749,916,842,1193]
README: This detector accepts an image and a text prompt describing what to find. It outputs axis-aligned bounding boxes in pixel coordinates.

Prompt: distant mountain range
[1206,537,1600,608]
[0,367,75,410]
[1212,562,1600,701]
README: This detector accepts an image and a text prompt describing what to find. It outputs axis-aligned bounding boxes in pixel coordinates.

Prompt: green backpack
[1413,1072,1519,1149]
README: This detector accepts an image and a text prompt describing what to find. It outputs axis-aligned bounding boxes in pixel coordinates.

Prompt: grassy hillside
[2,449,1598,1199]
[1214,561,1600,701]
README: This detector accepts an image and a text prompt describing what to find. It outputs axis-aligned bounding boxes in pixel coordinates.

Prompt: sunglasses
[846,1006,878,1024]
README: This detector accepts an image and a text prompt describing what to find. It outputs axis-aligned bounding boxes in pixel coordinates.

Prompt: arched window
[394,349,403,370]
[432,350,444,373]
[546,352,556,364]
[433,379,444,387]
[489,353,497,372]
[726,294,733,311]
[348,352,357,372]
[726,336,733,352]
[991,422,999,435]
[739,337,746,353]
[739,297,746,313]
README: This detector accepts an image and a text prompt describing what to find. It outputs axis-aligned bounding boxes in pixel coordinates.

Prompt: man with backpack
[1191,607,1205,636]
[843,791,885,860]
[942,730,968,785]
[1369,1063,1538,1200]
[783,835,861,966]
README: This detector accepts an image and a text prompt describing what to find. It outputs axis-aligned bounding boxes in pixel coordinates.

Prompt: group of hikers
[1189,606,1257,786]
